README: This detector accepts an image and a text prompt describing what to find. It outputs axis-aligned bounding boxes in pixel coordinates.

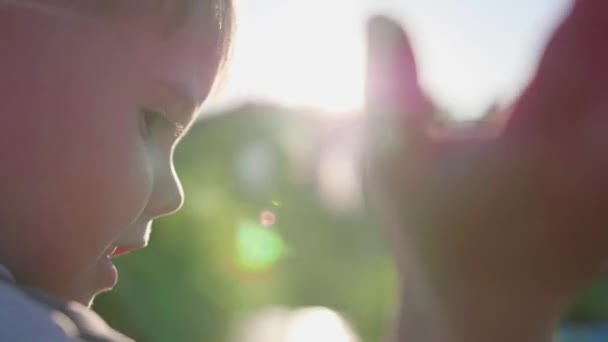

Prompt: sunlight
[207,0,573,120]
[222,0,366,114]
[285,307,360,342]
[233,306,360,342]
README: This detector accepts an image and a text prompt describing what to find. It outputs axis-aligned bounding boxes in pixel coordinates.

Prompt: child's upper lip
[104,245,144,259]
[111,246,143,258]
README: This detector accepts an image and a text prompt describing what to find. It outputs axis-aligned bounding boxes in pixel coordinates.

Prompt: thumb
[364,16,435,168]
[366,15,433,122]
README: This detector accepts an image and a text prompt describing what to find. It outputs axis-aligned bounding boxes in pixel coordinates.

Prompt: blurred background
[95,0,608,341]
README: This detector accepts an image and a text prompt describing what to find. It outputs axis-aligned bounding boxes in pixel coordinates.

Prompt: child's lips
[111,246,142,258]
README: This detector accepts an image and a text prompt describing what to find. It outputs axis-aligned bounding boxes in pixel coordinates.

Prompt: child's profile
[0,1,232,340]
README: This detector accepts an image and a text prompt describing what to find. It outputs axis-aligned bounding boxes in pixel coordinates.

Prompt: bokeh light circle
[259,210,277,227]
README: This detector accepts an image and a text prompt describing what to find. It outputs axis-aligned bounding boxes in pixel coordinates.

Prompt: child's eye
[140,109,183,140]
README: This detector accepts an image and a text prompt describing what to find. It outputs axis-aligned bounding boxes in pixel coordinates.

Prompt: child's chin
[69,257,118,307]
[97,255,119,290]
[73,284,113,308]
[76,293,97,308]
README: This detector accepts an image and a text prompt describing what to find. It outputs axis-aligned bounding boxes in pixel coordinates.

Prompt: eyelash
[140,109,185,140]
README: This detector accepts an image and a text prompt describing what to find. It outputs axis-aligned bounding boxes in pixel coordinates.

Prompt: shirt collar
[0,264,16,283]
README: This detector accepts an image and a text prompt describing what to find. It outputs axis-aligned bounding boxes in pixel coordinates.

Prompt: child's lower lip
[96,245,142,290]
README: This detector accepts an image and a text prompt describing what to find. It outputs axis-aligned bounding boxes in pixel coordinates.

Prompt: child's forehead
[3,0,220,104]
[0,0,219,26]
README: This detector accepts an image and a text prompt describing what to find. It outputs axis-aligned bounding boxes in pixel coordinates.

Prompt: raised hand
[364,3,608,341]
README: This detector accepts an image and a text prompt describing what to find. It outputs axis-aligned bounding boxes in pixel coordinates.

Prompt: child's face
[0,3,216,305]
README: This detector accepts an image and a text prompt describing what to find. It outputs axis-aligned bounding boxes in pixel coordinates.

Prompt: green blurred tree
[95,103,397,342]
[95,102,608,341]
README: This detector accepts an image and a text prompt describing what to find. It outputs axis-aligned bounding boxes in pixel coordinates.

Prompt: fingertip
[366,15,414,65]
[365,14,432,115]
[367,15,403,40]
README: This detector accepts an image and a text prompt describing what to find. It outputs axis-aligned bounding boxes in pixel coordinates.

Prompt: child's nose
[147,166,185,218]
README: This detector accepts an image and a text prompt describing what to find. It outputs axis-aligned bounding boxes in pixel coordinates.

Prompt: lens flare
[259,210,277,227]
[237,220,284,272]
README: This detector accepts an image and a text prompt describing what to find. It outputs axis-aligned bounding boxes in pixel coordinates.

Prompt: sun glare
[220,0,366,114]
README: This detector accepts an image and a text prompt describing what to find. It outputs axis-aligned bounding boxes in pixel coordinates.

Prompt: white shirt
[0,263,132,341]
[0,263,77,341]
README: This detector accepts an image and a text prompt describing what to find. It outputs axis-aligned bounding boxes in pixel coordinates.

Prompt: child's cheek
[54,25,157,250]
[76,111,153,239]
[0,8,157,295]
[35,105,152,270]
[42,58,153,272]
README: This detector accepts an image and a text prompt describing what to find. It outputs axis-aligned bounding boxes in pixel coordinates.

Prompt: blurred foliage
[95,103,397,342]
[94,102,608,341]
[565,275,608,322]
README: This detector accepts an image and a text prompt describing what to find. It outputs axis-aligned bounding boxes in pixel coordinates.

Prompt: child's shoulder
[0,280,76,341]
[0,281,132,341]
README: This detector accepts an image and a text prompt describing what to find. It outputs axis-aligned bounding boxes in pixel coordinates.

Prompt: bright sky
[206,0,573,119]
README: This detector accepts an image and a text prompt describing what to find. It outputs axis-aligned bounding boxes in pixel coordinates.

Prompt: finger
[365,16,434,156]
[506,0,608,138]
[366,16,433,118]
[362,17,434,233]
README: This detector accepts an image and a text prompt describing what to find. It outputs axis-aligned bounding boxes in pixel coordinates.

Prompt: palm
[364,5,608,336]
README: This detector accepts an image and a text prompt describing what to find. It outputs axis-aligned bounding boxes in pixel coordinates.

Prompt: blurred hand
[364,3,608,341]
